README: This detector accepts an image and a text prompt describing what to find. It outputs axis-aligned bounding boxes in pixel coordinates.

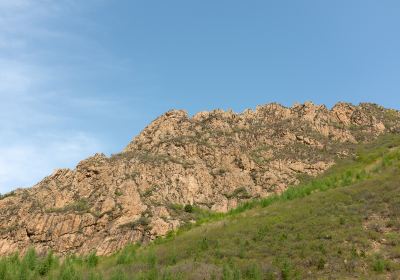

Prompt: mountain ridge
[0,101,399,257]
[2,132,400,279]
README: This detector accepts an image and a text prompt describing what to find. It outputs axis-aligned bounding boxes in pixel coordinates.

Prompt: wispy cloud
[0,0,108,193]
[0,133,102,191]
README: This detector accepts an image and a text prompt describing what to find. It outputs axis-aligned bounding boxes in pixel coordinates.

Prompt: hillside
[1,134,400,279]
[0,102,400,257]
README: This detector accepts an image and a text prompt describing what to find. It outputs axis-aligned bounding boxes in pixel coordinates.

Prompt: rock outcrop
[0,102,399,256]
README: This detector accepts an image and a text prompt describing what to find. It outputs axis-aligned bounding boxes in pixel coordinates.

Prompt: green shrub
[120,216,151,230]
[116,245,136,265]
[0,261,6,280]
[145,267,159,280]
[317,258,326,270]
[116,252,129,265]
[110,269,127,280]
[372,256,388,273]
[147,251,157,268]
[47,199,90,213]
[37,251,56,276]
[18,262,29,280]
[199,237,209,250]
[227,187,251,199]
[222,264,242,280]
[22,247,37,271]
[244,263,262,280]
[88,271,104,280]
[184,204,193,213]
[86,252,99,268]
[280,260,294,280]
[160,270,176,280]
[222,264,233,280]
[0,191,16,200]
[142,185,158,197]
[169,204,184,211]
[59,262,80,280]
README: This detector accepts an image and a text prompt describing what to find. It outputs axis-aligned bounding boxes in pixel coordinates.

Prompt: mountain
[1,133,400,279]
[0,102,399,257]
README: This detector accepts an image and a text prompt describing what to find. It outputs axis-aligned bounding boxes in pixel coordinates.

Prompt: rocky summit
[0,102,399,257]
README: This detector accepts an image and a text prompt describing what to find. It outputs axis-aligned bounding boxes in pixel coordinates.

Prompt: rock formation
[0,102,399,256]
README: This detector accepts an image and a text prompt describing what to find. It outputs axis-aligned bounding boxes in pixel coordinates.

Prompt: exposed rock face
[0,102,399,256]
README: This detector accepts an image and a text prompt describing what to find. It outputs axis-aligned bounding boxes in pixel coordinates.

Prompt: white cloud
[0,1,109,192]
[0,133,102,193]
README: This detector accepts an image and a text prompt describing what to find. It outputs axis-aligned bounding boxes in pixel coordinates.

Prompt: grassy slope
[1,135,400,280]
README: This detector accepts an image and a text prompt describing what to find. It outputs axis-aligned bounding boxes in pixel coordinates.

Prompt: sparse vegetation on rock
[1,134,400,278]
[0,102,399,258]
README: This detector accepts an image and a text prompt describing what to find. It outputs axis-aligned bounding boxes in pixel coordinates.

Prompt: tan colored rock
[0,102,398,256]
[101,197,115,214]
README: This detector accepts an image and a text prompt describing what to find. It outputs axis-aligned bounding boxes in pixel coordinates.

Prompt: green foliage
[0,191,16,200]
[1,134,400,279]
[249,145,271,165]
[116,244,137,265]
[37,251,56,276]
[86,251,99,268]
[120,216,150,230]
[141,185,158,197]
[22,247,37,271]
[372,255,390,273]
[280,259,294,280]
[244,264,263,280]
[168,203,183,211]
[109,270,127,280]
[222,264,241,280]
[58,261,80,280]
[226,187,251,199]
[146,251,157,268]
[46,199,90,213]
[114,189,123,196]
[88,271,104,280]
[183,204,193,213]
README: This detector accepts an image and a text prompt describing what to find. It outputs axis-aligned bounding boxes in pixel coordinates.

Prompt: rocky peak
[0,101,399,257]
[124,109,189,152]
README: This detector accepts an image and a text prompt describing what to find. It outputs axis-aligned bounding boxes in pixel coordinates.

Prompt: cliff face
[0,102,399,256]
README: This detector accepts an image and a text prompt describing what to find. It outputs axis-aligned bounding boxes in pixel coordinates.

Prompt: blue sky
[1,0,399,192]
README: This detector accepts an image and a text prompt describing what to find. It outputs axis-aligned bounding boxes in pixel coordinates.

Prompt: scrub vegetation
[1,135,400,279]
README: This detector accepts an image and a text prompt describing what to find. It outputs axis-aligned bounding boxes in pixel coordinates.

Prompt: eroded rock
[0,102,399,256]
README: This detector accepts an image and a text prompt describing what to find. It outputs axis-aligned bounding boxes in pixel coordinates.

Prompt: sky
[0,0,399,193]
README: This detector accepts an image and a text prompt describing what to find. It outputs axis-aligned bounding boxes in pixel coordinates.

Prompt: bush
[22,247,37,271]
[47,199,90,213]
[116,250,130,265]
[184,204,193,213]
[0,261,6,280]
[317,258,326,270]
[0,191,16,200]
[372,256,388,273]
[244,263,262,280]
[37,251,56,276]
[227,187,251,199]
[59,262,80,280]
[18,262,29,280]
[222,264,242,280]
[86,251,99,268]
[147,252,157,268]
[88,271,104,280]
[110,270,127,280]
[280,260,294,280]
[120,216,150,230]
[116,245,136,265]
